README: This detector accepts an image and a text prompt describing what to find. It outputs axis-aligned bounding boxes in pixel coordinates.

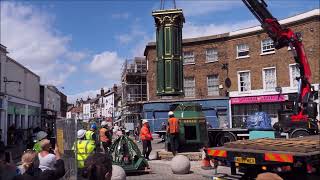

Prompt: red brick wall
[145,17,320,101]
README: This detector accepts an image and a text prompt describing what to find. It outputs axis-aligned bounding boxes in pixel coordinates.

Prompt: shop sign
[231,95,285,104]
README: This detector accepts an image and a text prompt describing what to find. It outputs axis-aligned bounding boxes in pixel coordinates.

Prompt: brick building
[144,9,319,130]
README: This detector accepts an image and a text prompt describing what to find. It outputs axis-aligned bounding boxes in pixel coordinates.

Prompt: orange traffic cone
[201,148,212,170]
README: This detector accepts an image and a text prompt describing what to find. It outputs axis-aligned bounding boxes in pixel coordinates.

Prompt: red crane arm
[242,0,313,121]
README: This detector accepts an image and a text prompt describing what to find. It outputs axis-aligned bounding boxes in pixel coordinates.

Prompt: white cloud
[0,2,78,85]
[111,12,129,19]
[183,19,259,39]
[116,34,133,44]
[89,51,124,81]
[116,24,147,45]
[66,51,88,62]
[131,35,154,57]
[116,23,154,56]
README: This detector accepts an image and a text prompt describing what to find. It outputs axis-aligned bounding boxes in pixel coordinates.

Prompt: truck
[206,0,319,179]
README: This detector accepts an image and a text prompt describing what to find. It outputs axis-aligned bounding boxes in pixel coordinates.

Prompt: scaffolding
[121,57,147,126]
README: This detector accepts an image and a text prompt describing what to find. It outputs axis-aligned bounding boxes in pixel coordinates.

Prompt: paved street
[127,136,231,180]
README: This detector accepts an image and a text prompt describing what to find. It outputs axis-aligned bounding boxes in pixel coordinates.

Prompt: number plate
[235,157,256,164]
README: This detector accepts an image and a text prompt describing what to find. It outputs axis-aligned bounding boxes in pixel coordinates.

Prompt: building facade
[227,9,319,127]
[59,92,67,118]
[82,102,91,121]
[0,44,41,146]
[144,9,319,130]
[40,85,61,136]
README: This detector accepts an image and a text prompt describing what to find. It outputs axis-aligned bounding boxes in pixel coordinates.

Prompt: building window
[206,48,218,62]
[290,64,300,87]
[236,44,249,58]
[261,38,275,54]
[238,71,251,92]
[184,77,195,97]
[207,75,219,96]
[263,68,276,90]
[183,51,195,64]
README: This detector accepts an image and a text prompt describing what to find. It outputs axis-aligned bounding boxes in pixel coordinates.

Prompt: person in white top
[38,139,57,171]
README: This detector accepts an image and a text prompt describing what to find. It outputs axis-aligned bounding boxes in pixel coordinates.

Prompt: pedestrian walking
[33,131,48,153]
[134,126,140,142]
[140,119,153,160]
[167,111,179,156]
[161,122,166,131]
[73,129,95,169]
[99,121,112,153]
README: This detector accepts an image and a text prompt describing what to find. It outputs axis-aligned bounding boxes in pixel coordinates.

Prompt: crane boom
[242,0,315,122]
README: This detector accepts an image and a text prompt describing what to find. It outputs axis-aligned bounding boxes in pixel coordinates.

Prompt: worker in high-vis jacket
[99,121,112,153]
[85,124,97,143]
[73,129,95,169]
[167,111,179,156]
[140,119,153,160]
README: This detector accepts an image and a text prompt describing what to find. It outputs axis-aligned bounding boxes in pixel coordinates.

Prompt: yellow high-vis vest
[85,130,94,140]
[73,140,95,168]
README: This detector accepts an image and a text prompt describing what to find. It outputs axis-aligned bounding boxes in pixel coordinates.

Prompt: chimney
[113,84,118,93]
[101,88,104,96]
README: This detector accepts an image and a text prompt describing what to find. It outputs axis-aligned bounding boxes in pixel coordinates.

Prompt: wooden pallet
[224,135,320,153]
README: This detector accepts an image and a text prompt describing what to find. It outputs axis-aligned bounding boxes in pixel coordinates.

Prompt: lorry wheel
[215,132,237,146]
[290,129,310,138]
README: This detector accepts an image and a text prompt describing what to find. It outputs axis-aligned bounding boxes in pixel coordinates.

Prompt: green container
[171,103,208,151]
[152,9,185,96]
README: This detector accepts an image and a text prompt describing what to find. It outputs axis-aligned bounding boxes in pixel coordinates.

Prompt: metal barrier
[56,118,78,180]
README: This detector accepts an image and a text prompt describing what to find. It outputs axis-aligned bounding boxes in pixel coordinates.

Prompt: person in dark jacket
[82,152,112,180]
[13,147,65,180]
[0,149,18,180]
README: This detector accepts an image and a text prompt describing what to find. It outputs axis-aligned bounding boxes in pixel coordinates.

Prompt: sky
[1,0,319,103]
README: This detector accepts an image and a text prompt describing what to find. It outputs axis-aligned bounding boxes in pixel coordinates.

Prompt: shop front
[6,102,41,146]
[230,94,293,128]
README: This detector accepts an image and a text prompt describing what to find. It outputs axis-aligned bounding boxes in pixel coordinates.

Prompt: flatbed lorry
[205,0,320,179]
[207,135,320,179]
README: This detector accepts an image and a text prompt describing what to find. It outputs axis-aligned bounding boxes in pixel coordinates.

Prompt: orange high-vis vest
[99,128,109,142]
[140,125,152,141]
[168,117,179,134]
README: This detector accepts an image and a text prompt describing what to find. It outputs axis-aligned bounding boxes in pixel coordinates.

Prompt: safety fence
[56,118,78,180]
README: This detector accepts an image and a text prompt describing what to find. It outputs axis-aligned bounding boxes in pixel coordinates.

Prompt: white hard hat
[101,121,108,127]
[142,119,148,124]
[168,111,174,116]
[77,129,86,139]
[36,131,48,141]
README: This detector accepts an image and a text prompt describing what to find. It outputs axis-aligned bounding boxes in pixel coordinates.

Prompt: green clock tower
[152,8,185,96]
